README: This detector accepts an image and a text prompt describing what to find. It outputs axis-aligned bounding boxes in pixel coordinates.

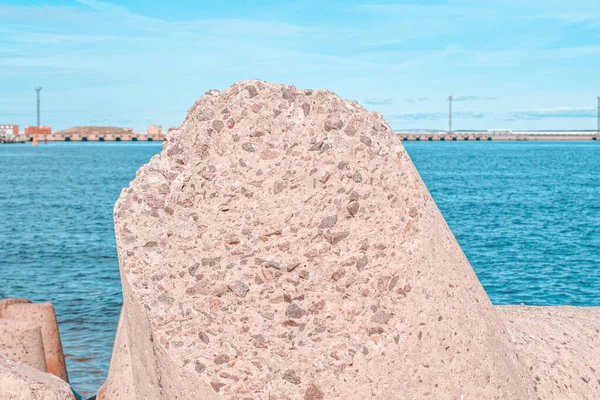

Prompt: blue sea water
[0,142,162,396]
[0,140,598,396]
[404,141,600,306]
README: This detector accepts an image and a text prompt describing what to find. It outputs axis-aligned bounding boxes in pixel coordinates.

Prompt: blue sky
[1,0,599,131]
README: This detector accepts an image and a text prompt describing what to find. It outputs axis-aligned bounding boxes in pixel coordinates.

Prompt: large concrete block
[0,298,31,318]
[0,319,47,371]
[106,80,536,399]
[96,309,136,400]
[4,302,68,381]
[497,306,600,400]
[0,356,74,400]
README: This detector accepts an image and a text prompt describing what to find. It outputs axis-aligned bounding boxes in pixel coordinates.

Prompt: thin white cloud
[364,97,393,105]
[350,3,496,19]
[453,96,499,102]
[89,118,134,125]
[406,97,430,103]
[0,4,91,22]
[75,0,162,24]
[6,32,118,45]
[545,46,600,58]
[389,111,487,121]
[382,46,460,73]
[509,107,596,120]
[179,19,312,37]
[0,111,26,117]
[471,45,600,67]
[2,0,598,132]
[530,10,600,27]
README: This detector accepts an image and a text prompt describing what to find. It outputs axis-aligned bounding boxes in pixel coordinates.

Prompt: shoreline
[396,132,599,141]
[2,134,599,144]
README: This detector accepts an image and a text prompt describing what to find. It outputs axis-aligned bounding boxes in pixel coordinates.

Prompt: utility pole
[35,87,42,127]
[448,95,453,133]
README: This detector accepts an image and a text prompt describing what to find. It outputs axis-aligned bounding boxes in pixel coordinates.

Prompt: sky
[1,0,599,132]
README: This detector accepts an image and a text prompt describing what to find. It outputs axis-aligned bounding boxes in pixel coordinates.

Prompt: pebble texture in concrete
[4,302,69,381]
[498,306,600,400]
[0,356,74,400]
[0,298,31,318]
[110,80,536,399]
[96,310,135,400]
[0,319,47,372]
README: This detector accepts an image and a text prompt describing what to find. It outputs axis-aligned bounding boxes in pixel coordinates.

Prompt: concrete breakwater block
[498,306,600,400]
[106,80,537,399]
[0,356,75,400]
[0,319,47,371]
[0,298,31,317]
[96,310,135,400]
[3,302,69,382]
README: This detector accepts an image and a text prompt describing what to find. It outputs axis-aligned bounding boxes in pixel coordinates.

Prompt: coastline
[395,131,599,141]
[3,131,598,144]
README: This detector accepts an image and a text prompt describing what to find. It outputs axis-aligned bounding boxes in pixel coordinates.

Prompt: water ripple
[405,141,600,307]
[0,142,162,397]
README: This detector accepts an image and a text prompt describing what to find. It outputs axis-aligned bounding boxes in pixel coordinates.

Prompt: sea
[0,140,598,396]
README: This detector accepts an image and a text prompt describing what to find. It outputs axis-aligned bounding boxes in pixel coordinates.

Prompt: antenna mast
[35,87,42,127]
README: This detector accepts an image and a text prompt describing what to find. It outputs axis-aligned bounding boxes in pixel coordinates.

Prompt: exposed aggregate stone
[114,80,535,399]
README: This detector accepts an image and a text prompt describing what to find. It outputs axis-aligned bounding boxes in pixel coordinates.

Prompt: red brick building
[25,126,52,135]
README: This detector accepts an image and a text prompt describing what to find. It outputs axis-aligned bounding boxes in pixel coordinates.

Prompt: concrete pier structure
[19,132,164,143]
[12,126,165,143]
[395,131,598,141]
[7,128,598,144]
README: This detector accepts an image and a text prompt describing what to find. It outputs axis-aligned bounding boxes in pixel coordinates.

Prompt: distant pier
[4,126,600,144]
[18,132,166,143]
[12,125,167,143]
[395,131,599,141]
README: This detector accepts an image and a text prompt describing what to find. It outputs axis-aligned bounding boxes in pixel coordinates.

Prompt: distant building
[124,127,134,133]
[0,125,19,141]
[25,126,52,135]
[0,125,19,136]
[147,125,162,135]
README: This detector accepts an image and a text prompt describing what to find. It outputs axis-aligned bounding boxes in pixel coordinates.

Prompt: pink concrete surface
[100,306,600,399]
[498,306,600,399]
[0,356,74,400]
[0,319,47,372]
[106,80,543,399]
[0,298,31,318]
[4,302,69,381]
[96,310,136,400]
